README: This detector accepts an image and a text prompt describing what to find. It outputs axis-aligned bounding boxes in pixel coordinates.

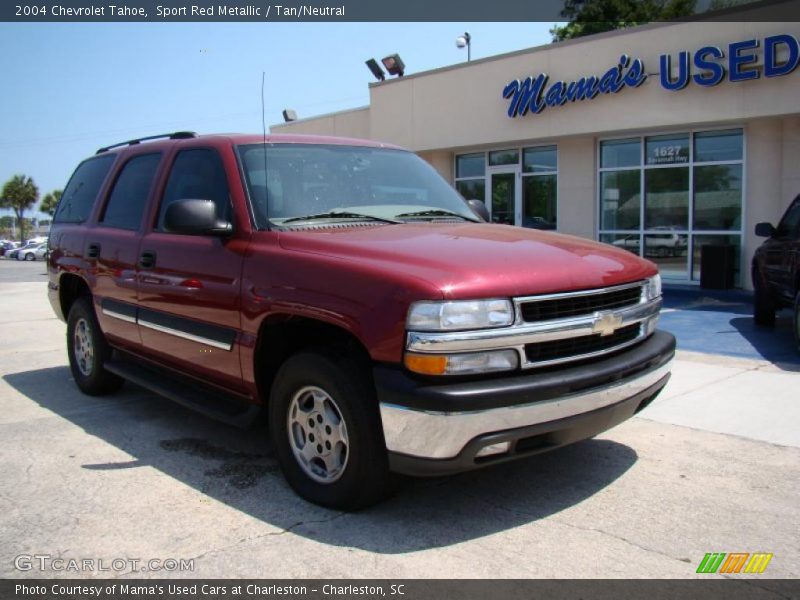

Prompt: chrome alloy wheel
[287,385,349,484]
[73,317,94,376]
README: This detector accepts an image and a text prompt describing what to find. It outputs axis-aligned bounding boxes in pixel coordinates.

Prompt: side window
[158,149,231,231]
[54,155,116,223]
[101,153,162,230]
[777,195,800,237]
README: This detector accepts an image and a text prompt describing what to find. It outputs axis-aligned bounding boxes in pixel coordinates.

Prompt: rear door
[136,145,249,393]
[85,152,163,350]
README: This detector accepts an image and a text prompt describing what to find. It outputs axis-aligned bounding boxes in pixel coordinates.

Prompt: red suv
[48,132,675,509]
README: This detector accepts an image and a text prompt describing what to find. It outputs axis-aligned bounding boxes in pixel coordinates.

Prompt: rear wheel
[269,351,392,510]
[67,297,124,395]
[753,270,776,327]
[24,252,35,261]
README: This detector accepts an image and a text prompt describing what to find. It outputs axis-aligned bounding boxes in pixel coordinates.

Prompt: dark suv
[752,193,800,348]
[48,132,674,509]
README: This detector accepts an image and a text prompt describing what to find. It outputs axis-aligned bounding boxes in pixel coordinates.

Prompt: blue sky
[0,22,558,214]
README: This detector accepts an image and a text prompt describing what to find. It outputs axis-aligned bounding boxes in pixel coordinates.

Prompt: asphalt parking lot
[1,258,798,580]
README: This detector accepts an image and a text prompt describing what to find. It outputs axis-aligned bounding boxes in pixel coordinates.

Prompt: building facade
[272,19,800,289]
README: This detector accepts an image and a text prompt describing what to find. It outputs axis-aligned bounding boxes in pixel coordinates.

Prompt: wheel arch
[58,273,92,321]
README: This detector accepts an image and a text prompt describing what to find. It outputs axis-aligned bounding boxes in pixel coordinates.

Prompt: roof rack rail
[96,131,197,154]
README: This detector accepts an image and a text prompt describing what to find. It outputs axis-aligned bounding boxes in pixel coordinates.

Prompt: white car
[16,242,48,261]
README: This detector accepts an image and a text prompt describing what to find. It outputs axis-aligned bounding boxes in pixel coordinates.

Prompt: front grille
[525,323,641,363]
[520,285,642,323]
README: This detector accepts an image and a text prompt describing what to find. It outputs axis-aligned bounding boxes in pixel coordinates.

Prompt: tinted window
[54,155,115,223]
[456,153,485,178]
[101,153,161,230]
[694,129,743,163]
[778,195,800,236]
[158,149,231,230]
[601,138,640,168]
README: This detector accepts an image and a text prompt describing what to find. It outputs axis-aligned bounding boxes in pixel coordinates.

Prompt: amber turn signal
[404,352,448,375]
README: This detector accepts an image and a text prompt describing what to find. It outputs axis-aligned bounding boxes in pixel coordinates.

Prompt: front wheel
[269,351,392,510]
[67,297,124,396]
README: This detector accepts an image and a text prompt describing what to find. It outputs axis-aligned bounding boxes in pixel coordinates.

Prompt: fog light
[476,441,511,458]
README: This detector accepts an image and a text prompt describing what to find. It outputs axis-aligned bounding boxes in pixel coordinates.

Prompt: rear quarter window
[54,155,116,224]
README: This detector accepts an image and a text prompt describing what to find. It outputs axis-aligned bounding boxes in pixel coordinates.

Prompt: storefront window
[601,138,640,168]
[693,164,742,230]
[644,167,689,229]
[488,149,519,166]
[523,146,557,173]
[598,128,744,283]
[521,145,557,229]
[455,179,485,202]
[694,129,743,162]
[456,153,485,178]
[600,170,640,230]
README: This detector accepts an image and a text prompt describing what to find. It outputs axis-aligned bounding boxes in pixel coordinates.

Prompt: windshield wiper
[280,211,402,225]
[395,209,476,221]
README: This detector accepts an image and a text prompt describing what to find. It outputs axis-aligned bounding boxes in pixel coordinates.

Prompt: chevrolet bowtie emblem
[592,312,623,337]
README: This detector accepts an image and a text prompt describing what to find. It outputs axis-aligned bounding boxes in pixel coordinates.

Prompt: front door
[489,169,519,225]
[136,146,249,394]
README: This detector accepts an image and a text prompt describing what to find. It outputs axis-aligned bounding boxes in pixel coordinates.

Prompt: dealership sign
[503,34,799,118]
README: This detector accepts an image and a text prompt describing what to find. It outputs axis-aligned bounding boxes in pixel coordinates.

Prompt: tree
[551,0,696,42]
[40,189,62,216]
[1,175,39,242]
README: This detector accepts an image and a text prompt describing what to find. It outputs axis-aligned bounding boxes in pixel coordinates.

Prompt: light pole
[456,31,471,62]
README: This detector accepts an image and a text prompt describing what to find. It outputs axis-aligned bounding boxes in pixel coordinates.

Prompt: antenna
[261,71,270,227]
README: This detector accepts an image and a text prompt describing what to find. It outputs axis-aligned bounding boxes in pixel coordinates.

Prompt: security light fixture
[456,31,472,62]
[365,58,386,82]
[381,54,405,77]
[282,109,297,122]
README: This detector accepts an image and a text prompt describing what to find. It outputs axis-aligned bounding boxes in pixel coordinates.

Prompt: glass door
[489,169,520,225]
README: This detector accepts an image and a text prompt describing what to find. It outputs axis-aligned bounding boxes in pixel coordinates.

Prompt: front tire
[269,351,392,510]
[793,294,800,352]
[66,297,124,396]
[753,270,776,327]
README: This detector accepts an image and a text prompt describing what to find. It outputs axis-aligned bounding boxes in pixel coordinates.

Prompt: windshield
[236,143,479,228]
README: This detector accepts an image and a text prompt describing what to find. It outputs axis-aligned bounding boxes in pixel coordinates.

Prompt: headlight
[404,349,519,375]
[644,274,661,301]
[407,299,514,331]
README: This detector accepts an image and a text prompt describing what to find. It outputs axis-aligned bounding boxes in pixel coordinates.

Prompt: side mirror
[165,199,232,236]
[467,199,490,222]
[754,222,775,238]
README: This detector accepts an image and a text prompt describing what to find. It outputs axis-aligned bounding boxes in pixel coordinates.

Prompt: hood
[278,222,657,299]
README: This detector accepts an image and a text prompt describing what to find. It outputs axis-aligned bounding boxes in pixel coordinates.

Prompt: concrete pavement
[0,260,798,579]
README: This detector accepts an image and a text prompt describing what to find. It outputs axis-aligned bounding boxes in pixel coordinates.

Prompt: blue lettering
[764,34,799,77]
[623,58,647,88]
[660,51,690,90]
[565,76,599,101]
[502,74,547,118]
[544,81,568,106]
[598,58,625,94]
[729,39,760,82]
[693,46,726,87]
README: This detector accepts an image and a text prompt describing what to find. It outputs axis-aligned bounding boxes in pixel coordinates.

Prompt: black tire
[753,270,776,327]
[66,296,124,396]
[25,253,35,261]
[269,351,393,510]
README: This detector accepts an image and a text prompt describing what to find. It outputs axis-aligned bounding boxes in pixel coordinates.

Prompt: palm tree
[1,175,39,242]
[40,189,62,216]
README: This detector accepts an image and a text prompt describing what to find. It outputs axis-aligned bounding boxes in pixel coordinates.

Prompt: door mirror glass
[164,199,232,236]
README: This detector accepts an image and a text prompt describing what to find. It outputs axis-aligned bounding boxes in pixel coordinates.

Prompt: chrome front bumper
[379,356,672,461]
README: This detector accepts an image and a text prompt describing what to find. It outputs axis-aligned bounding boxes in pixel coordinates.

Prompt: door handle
[139,250,157,269]
[86,243,101,259]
